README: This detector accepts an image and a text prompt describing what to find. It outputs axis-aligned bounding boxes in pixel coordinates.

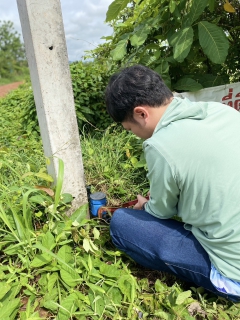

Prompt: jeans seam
[165,262,210,279]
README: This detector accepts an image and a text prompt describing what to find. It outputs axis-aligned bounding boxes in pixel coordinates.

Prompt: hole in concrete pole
[49,46,53,50]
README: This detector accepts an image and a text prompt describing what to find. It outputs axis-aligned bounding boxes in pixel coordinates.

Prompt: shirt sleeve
[144,142,179,219]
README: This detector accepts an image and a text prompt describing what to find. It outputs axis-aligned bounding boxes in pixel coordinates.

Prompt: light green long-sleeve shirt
[144,97,240,281]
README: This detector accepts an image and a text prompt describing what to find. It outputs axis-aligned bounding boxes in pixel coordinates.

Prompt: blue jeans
[110,208,240,302]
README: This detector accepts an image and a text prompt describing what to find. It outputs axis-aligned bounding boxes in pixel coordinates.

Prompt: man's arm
[143,143,179,218]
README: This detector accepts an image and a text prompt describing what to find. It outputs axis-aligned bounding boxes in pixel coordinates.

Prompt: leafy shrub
[0,82,40,136]
[0,60,114,135]
[70,60,113,131]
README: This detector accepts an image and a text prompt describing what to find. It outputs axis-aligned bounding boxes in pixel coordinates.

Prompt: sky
[0,0,113,62]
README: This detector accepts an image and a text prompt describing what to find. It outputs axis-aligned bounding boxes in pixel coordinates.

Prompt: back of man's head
[105,64,173,123]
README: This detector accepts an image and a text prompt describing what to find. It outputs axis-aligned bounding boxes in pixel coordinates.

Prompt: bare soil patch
[0,81,23,98]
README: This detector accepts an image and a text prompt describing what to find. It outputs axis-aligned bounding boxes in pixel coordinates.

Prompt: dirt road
[0,81,23,98]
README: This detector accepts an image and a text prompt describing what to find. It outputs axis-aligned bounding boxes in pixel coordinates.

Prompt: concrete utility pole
[17,0,88,215]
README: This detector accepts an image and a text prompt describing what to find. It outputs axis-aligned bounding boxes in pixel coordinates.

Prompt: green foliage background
[4,0,240,132]
[15,61,114,133]
[70,61,114,130]
[94,0,240,91]
[0,20,28,84]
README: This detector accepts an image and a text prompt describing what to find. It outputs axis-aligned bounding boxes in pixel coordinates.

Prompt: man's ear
[133,106,150,121]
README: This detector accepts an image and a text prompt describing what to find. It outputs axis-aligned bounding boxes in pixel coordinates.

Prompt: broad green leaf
[0,298,20,319]
[70,203,88,225]
[78,256,89,272]
[88,292,105,316]
[118,275,133,301]
[208,0,215,12]
[130,25,150,46]
[57,293,78,320]
[43,300,59,312]
[155,60,169,75]
[155,279,168,292]
[82,238,98,253]
[57,245,72,263]
[0,282,11,300]
[42,231,56,250]
[130,157,138,165]
[107,287,122,305]
[29,195,46,205]
[198,21,229,64]
[169,27,193,62]
[169,0,176,13]
[2,283,22,301]
[61,193,73,204]
[60,269,81,287]
[83,238,91,253]
[43,290,59,311]
[110,40,127,61]
[76,110,87,122]
[106,0,130,22]
[140,54,158,67]
[176,290,192,305]
[93,227,100,240]
[47,272,58,292]
[34,242,76,274]
[89,239,98,251]
[184,0,208,26]
[99,263,121,278]
[88,283,105,294]
[192,74,226,88]
[30,253,52,267]
[174,78,203,92]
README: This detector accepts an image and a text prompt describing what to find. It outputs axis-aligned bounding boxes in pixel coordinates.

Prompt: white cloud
[0,0,113,61]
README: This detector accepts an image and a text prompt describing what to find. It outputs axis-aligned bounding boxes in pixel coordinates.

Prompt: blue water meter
[90,192,107,217]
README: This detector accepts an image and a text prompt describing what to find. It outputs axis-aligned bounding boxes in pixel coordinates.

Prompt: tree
[96,0,240,91]
[0,20,27,79]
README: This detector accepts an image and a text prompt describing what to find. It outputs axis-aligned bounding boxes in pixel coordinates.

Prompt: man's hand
[133,194,148,210]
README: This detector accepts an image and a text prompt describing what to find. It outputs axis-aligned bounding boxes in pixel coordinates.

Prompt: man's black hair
[105,64,173,123]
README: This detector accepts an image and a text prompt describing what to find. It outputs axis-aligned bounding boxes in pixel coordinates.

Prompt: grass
[0,76,23,86]
[81,124,149,205]
[0,87,239,319]
[0,69,30,86]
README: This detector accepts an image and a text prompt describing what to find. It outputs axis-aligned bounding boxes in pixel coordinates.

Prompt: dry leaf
[224,0,236,13]
[35,185,54,197]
